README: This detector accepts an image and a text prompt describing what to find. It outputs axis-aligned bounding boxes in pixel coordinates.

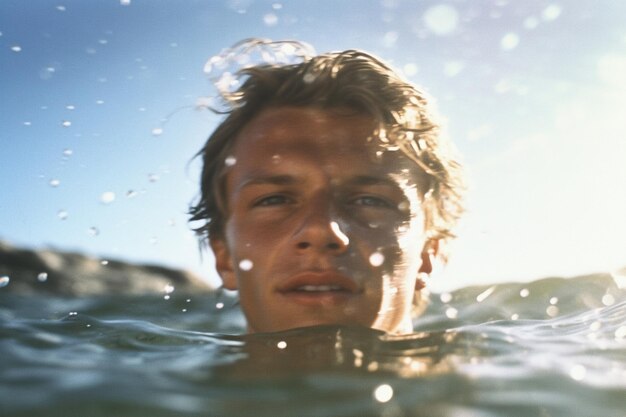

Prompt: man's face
[211,106,432,334]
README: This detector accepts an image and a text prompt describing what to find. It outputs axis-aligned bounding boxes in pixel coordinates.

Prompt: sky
[1,0,625,292]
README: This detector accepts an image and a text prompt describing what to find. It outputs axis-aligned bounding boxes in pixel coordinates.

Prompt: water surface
[1,274,625,417]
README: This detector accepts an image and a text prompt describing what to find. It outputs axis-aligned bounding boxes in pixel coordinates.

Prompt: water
[1,274,625,417]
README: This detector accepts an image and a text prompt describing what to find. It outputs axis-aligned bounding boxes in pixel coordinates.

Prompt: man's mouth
[293,285,346,292]
[277,271,359,305]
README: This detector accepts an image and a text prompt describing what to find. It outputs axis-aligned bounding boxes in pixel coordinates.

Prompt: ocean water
[1,274,625,417]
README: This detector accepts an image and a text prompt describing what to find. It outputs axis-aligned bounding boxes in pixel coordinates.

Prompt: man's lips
[276,271,360,294]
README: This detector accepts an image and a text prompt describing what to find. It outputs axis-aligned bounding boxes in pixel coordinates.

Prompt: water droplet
[120,0,131,5]
[87,227,99,236]
[100,260,108,265]
[164,295,170,300]
[126,190,138,198]
[272,3,282,10]
[68,311,77,316]
[519,288,530,298]
[423,5,459,36]
[602,293,615,306]
[56,5,66,11]
[215,302,224,309]
[224,156,237,166]
[95,99,104,105]
[277,341,287,349]
[100,191,115,204]
[523,16,539,29]
[403,63,418,76]
[0,276,10,288]
[98,39,108,45]
[589,321,601,332]
[23,121,32,126]
[61,120,71,127]
[271,154,281,164]
[57,210,68,220]
[151,127,163,136]
[569,364,586,381]
[440,292,452,303]
[500,33,520,50]
[549,296,559,305]
[397,201,410,212]
[63,148,73,157]
[263,13,278,26]
[303,73,316,83]
[444,60,464,77]
[615,326,626,339]
[163,284,175,294]
[369,252,385,267]
[511,313,519,320]
[186,298,191,303]
[445,307,458,319]
[49,179,60,187]
[476,286,495,303]
[546,305,559,317]
[181,308,187,313]
[11,45,22,52]
[373,384,393,403]
[148,173,159,182]
[66,105,75,110]
[542,4,561,21]
[239,259,253,271]
[382,31,398,48]
[37,272,48,282]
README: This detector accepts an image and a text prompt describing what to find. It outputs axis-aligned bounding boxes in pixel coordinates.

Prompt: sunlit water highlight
[1,274,625,417]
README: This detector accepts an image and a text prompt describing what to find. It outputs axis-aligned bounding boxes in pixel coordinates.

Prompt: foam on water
[1,274,625,417]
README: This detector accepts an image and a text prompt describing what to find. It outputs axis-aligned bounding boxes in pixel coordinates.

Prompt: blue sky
[2,0,625,291]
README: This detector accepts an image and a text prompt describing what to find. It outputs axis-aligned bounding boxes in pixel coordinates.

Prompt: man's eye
[351,196,392,208]
[254,195,291,206]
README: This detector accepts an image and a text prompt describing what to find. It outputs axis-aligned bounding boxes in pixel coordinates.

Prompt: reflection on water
[1,274,625,417]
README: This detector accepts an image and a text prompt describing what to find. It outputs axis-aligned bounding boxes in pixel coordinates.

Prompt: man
[190,39,464,334]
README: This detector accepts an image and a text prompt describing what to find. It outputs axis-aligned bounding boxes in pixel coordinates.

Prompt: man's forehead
[227,105,424,186]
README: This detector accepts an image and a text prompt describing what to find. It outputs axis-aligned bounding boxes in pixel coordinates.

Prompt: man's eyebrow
[236,174,300,191]
[347,175,403,187]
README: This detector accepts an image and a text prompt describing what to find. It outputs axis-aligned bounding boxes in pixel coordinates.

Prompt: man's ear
[418,239,439,275]
[209,238,238,290]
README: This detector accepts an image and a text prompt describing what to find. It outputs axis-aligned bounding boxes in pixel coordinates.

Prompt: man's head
[190,40,464,334]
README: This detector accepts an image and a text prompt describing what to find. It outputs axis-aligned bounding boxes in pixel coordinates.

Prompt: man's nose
[292,197,349,254]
